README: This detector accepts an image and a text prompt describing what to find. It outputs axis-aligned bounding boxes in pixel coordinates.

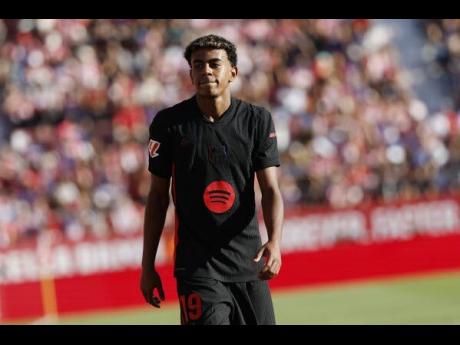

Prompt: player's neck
[196,94,231,122]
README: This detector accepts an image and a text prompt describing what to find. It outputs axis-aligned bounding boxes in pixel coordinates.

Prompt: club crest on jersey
[208,145,228,166]
[148,139,161,158]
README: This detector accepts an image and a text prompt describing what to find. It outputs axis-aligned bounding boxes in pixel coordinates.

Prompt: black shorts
[176,276,276,325]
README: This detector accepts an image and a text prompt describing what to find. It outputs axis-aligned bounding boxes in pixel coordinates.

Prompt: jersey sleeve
[253,108,281,171]
[148,111,173,178]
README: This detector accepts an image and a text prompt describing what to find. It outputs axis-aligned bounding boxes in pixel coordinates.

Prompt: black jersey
[148,95,280,282]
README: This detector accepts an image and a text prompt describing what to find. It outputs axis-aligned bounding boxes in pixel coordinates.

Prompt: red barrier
[2,192,460,322]
[1,282,44,320]
[270,233,460,290]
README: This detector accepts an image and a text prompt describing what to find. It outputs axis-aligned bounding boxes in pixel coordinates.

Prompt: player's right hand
[140,269,165,308]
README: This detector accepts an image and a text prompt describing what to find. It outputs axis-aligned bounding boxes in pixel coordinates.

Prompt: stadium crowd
[1,19,460,249]
[421,19,460,110]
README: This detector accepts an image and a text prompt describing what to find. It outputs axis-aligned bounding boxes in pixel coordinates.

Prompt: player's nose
[203,63,213,75]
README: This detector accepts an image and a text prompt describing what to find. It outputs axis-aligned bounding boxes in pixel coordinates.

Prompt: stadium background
[1,19,460,324]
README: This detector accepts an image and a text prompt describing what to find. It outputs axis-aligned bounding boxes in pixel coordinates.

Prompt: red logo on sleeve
[149,139,160,158]
[203,181,235,214]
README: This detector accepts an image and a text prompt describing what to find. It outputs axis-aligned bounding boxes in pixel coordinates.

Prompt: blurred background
[1,19,460,324]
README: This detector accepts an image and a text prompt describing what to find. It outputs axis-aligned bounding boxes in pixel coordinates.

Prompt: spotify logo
[203,181,236,213]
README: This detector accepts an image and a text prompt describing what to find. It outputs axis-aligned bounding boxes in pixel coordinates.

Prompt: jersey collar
[192,95,236,126]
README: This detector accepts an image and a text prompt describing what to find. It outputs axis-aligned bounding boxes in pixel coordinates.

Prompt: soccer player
[140,34,284,325]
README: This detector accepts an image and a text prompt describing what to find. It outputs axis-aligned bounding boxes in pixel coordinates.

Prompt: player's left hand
[254,240,282,280]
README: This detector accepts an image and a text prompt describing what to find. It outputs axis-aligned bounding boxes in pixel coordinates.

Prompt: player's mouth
[200,80,217,85]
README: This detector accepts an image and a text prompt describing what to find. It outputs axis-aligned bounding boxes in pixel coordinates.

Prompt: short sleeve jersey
[148,95,280,282]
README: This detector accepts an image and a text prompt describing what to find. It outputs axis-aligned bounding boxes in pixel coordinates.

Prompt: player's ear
[229,66,238,83]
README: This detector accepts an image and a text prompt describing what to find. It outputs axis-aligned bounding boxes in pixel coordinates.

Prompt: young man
[140,34,284,325]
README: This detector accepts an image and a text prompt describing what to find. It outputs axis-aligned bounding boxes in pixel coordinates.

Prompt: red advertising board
[2,193,460,322]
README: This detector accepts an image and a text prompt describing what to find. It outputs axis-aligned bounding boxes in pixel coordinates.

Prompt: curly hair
[184,34,237,67]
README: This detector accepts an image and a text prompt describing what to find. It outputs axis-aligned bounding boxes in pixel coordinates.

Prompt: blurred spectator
[421,19,460,108]
[2,19,460,249]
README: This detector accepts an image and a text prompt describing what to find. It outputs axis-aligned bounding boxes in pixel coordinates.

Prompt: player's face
[190,49,237,98]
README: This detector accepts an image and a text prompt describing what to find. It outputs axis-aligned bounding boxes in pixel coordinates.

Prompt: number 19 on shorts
[179,293,202,324]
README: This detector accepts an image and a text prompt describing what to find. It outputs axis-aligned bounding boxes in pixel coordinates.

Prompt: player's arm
[140,174,171,308]
[254,166,284,280]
